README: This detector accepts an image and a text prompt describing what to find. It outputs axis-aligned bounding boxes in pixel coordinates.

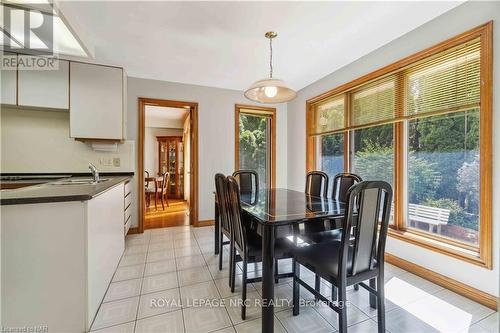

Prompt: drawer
[124,216,131,235]
[124,181,131,196]
[124,193,132,210]
[124,205,132,223]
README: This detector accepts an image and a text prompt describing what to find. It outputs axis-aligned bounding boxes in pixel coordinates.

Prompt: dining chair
[302,172,363,298]
[225,176,293,320]
[305,171,329,197]
[292,181,393,333]
[145,171,150,207]
[145,172,170,210]
[159,172,170,209]
[214,173,233,287]
[232,170,259,203]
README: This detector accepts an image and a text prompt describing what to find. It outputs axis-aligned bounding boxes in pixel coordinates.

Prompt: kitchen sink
[50,178,109,185]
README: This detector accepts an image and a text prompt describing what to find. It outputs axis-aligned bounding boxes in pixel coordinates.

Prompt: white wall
[127,77,287,227]
[287,1,499,296]
[144,127,183,176]
[0,108,135,173]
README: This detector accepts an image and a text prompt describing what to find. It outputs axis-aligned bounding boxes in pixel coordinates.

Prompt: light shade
[244,78,297,104]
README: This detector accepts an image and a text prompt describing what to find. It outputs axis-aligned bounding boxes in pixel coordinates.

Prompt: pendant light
[244,31,297,104]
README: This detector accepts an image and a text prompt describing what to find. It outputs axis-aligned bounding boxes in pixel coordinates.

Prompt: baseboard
[127,227,140,234]
[195,219,215,227]
[385,253,497,310]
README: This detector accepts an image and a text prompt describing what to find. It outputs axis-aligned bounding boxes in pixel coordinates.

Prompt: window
[306,23,492,268]
[406,111,480,245]
[235,105,276,189]
[315,133,344,196]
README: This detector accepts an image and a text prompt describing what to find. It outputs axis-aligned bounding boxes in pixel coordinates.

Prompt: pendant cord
[269,37,273,79]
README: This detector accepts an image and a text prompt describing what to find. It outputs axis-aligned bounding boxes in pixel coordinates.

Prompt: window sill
[387,228,491,269]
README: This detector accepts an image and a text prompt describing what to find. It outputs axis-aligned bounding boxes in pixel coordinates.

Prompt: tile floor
[90,226,498,333]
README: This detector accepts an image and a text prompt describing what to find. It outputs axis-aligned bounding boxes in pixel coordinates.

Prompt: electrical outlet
[113,157,121,167]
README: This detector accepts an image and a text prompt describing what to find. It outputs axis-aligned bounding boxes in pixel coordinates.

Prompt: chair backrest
[340,181,392,278]
[332,173,362,203]
[145,171,150,188]
[226,176,247,255]
[305,171,329,197]
[215,173,231,233]
[232,170,259,196]
[161,172,170,195]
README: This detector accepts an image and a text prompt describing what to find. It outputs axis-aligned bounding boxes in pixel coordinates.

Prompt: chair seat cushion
[293,241,353,280]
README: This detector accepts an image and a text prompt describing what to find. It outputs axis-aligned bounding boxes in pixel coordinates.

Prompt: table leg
[214,201,220,255]
[262,224,275,333]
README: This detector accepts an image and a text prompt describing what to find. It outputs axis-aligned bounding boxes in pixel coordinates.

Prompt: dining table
[214,188,345,333]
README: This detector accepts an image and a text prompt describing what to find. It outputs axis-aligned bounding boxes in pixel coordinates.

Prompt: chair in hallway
[292,181,393,333]
[146,172,170,210]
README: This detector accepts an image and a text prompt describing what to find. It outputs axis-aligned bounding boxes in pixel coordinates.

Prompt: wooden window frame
[306,22,493,269]
[235,104,277,189]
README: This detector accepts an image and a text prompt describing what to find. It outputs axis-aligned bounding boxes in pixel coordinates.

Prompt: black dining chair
[292,181,393,333]
[225,176,293,320]
[302,173,363,298]
[305,171,329,197]
[215,173,234,287]
[233,170,259,203]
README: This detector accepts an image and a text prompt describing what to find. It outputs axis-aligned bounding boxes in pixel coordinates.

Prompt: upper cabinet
[70,62,125,140]
[0,53,17,105]
[1,54,126,141]
[18,58,69,110]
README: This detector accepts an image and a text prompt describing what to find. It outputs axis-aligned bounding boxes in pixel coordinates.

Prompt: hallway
[145,199,189,229]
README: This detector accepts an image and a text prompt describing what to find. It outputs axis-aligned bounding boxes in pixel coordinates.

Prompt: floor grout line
[94,225,498,333]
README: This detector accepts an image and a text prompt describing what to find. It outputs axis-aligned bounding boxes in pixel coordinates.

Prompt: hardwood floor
[144,199,189,229]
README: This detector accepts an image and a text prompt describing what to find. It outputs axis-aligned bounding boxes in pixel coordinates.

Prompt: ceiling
[58,1,462,91]
[145,106,188,128]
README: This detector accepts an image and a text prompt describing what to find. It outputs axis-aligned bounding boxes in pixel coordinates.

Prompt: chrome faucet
[89,163,100,183]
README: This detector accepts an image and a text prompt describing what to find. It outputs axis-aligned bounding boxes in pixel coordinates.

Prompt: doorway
[234,104,276,188]
[138,98,198,232]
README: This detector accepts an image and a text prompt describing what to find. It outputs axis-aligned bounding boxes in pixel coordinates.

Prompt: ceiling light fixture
[244,31,296,104]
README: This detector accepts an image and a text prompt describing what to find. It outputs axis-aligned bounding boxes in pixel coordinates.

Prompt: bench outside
[389,203,451,234]
[408,203,450,234]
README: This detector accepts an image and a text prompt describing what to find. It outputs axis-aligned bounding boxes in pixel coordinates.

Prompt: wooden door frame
[137,97,199,233]
[234,104,276,189]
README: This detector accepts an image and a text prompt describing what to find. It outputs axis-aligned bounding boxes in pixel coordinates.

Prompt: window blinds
[406,39,481,116]
[311,38,481,135]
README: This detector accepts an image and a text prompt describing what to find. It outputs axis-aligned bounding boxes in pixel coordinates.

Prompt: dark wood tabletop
[240,188,345,225]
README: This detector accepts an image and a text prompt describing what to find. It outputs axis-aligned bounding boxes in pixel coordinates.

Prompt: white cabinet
[1,53,17,105]
[87,183,125,326]
[124,180,132,235]
[70,62,124,140]
[2,182,126,332]
[18,58,69,109]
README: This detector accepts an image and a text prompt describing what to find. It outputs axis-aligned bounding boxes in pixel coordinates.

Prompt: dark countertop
[0,175,132,205]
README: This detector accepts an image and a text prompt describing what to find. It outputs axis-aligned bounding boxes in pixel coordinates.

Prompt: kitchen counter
[0,175,132,205]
